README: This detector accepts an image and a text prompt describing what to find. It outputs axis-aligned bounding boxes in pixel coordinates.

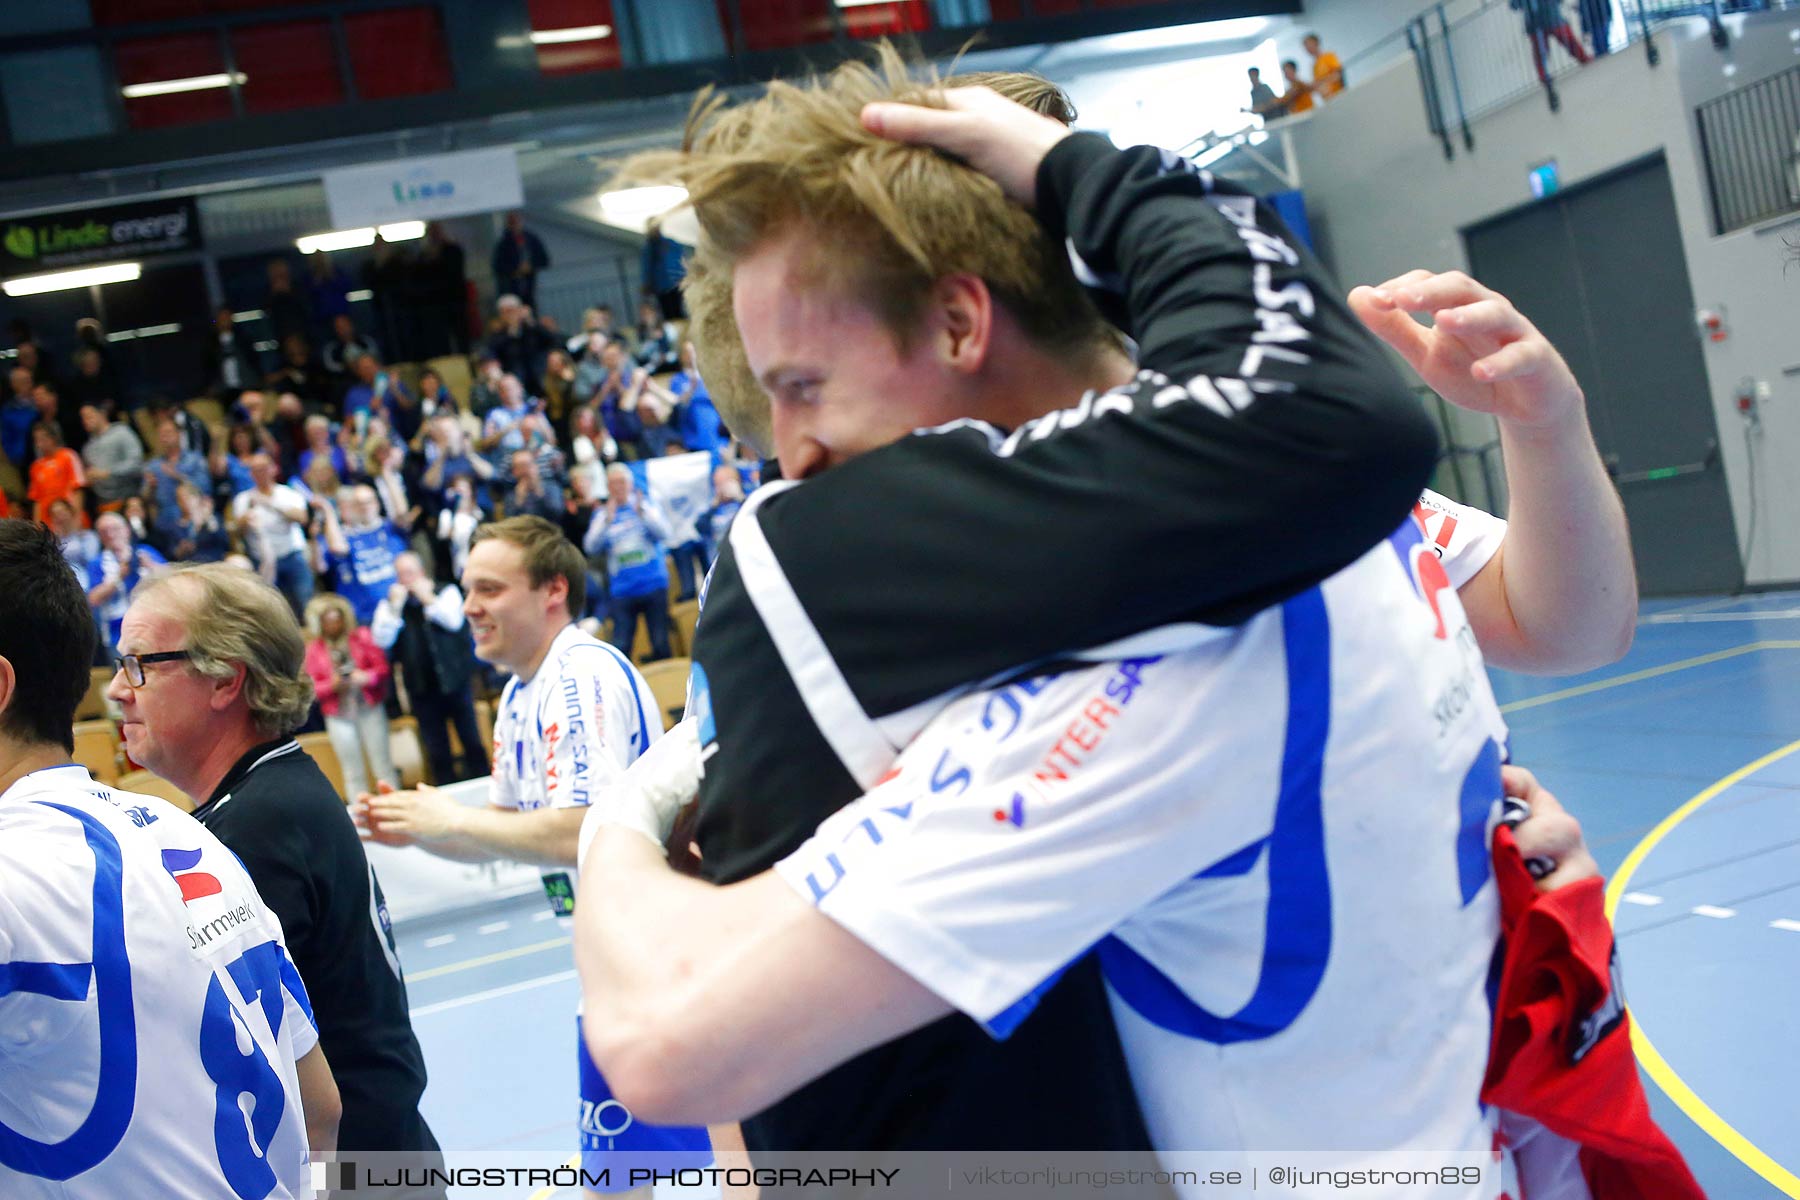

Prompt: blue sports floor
[392,590,1800,1200]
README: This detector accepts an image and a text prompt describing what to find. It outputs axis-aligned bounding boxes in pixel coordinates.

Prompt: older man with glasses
[108,563,445,1192]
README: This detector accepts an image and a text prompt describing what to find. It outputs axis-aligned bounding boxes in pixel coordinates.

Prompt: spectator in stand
[561,465,603,552]
[88,511,166,651]
[302,455,345,514]
[49,497,98,578]
[1277,58,1314,115]
[582,462,673,662]
[486,295,553,397]
[168,483,231,564]
[27,422,86,525]
[468,354,504,418]
[415,222,468,356]
[231,452,314,616]
[2,366,37,467]
[120,495,157,553]
[363,235,411,363]
[1245,66,1281,117]
[415,368,455,419]
[343,355,417,442]
[265,257,313,344]
[703,461,744,567]
[205,305,261,400]
[79,402,145,512]
[565,305,620,358]
[297,414,350,482]
[542,348,577,436]
[39,377,85,456]
[1303,33,1344,101]
[491,211,550,308]
[507,448,565,524]
[421,413,494,514]
[640,216,690,320]
[302,593,397,802]
[371,551,488,784]
[206,437,253,513]
[631,298,680,372]
[366,437,419,535]
[590,341,651,461]
[259,391,311,476]
[320,485,407,626]
[666,341,725,453]
[143,418,209,537]
[1513,0,1590,83]
[567,405,611,498]
[436,476,483,582]
[265,333,330,412]
[305,251,354,338]
[146,396,210,458]
[9,322,53,383]
[67,323,123,416]
[478,373,548,496]
[322,313,379,402]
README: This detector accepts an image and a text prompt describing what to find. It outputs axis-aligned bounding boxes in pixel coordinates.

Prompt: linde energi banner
[323,145,525,230]
[0,196,201,276]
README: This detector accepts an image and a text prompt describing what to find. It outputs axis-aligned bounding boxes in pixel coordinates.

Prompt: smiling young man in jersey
[0,519,336,1200]
[352,515,710,1198]
[566,65,1633,1197]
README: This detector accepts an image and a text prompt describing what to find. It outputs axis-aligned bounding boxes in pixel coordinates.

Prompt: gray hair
[137,564,315,737]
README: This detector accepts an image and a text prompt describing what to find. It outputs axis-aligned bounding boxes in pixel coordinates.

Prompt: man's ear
[0,656,16,731]
[932,273,994,375]
[210,661,250,714]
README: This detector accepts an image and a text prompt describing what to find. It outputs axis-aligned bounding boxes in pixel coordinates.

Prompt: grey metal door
[1464,153,1741,595]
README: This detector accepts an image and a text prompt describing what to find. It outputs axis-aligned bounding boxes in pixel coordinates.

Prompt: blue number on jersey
[200,952,289,1200]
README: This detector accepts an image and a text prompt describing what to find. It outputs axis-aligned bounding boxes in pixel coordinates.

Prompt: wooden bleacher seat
[295,731,349,801]
[637,658,691,732]
[0,456,23,508]
[425,355,473,408]
[116,768,194,812]
[388,716,428,788]
[72,719,121,784]
[76,667,113,722]
[185,397,226,431]
[131,407,159,446]
[670,599,699,659]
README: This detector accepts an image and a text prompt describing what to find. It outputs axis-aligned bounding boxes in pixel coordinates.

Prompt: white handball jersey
[1415,488,1507,589]
[0,766,316,1200]
[490,623,663,908]
[776,518,1510,1199]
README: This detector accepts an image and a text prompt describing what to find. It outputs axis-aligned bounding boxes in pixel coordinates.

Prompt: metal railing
[1696,62,1800,233]
[1404,0,1791,159]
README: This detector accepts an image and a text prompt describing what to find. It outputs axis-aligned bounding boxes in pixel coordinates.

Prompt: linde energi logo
[391,170,455,205]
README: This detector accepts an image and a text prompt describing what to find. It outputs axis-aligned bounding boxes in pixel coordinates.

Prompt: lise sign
[1,196,201,276]
[324,146,523,230]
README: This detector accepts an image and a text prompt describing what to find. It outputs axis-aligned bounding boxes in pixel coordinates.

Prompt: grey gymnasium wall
[1282,10,1800,588]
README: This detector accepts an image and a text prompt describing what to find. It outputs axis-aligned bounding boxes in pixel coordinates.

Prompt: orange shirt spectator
[1279,59,1314,114]
[1305,34,1344,99]
[27,422,87,526]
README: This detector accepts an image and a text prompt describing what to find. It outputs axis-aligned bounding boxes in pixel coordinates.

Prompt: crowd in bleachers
[1,269,758,794]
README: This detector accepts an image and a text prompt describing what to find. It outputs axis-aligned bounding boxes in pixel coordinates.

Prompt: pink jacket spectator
[304,626,390,716]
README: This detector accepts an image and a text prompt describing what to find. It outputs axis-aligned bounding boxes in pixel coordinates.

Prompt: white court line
[1772,919,1800,934]
[1691,905,1737,919]
[410,969,578,1018]
[1640,609,1800,625]
[479,921,511,935]
[533,910,556,922]
[1621,892,1664,906]
[423,934,457,948]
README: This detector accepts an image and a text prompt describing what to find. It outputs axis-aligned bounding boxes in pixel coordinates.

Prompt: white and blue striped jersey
[775,518,1510,1197]
[0,766,316,1199]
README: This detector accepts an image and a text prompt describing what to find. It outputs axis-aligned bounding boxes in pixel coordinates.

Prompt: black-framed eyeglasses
[114,650,192,688]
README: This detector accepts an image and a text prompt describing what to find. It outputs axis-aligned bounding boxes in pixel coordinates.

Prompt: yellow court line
[404,935,572,982]
[1604,737,1800,1199]
[1499,640,1800,714]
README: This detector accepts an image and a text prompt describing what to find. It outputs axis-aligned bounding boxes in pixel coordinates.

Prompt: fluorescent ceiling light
[233,309,265,322]
[4,262,142,297]
[122,72,245,99]
[598,184,688,231]
[531,24,612,44]
[295,223,425,254]
[346,289,374,302]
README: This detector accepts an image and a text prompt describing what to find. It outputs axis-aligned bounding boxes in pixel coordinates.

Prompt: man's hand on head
[860,86,1073,210]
